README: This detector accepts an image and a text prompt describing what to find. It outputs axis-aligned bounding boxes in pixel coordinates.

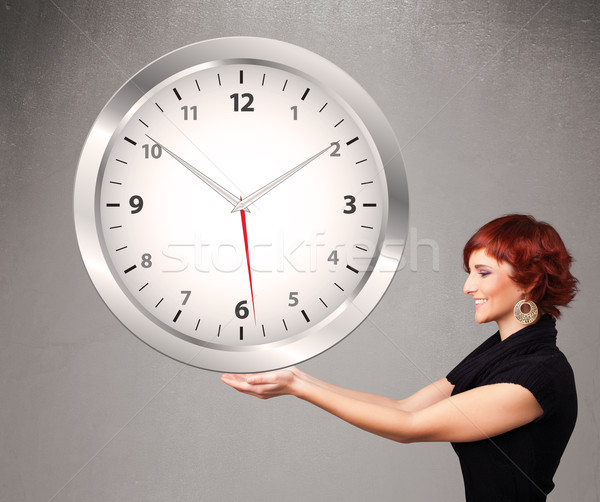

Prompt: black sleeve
[485,355,564,418]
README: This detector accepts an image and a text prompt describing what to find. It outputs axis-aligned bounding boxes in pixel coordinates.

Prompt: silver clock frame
[74,37,409,372]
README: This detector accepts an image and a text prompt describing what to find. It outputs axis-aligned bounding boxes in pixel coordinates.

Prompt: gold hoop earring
[514,299,539,325]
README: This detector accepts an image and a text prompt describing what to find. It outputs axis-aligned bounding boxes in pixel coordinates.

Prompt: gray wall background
[1,1,598,500]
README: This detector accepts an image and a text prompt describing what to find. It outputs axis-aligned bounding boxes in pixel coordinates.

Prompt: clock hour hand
[231,141,338,213]
[145,135,244,211]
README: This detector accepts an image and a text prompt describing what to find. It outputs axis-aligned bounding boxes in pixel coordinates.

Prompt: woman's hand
[221,367,302,399]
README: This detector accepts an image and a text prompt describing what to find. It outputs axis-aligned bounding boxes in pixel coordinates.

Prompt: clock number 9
[235,300,249,319]
[343,195,356,214]
[129,195,144,214]
[230,93,254,112]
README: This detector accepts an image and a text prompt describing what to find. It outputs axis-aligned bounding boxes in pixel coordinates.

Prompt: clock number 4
[230,93,254,112]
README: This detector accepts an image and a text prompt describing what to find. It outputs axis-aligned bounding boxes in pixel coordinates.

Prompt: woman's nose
[463,276,476,295]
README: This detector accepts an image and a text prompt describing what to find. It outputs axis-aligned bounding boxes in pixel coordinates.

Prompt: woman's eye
[479,271,490,277]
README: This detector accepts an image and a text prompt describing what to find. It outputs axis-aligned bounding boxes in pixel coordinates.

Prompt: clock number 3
[343,195,356,214]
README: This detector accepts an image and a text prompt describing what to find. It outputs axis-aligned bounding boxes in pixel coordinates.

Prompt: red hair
[463,214,578,318]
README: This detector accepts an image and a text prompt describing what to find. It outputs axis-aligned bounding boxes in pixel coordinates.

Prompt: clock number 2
[330,141,341,157]
[230,93,254,112]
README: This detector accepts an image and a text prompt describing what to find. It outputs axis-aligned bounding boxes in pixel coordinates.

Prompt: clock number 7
[180,290,191,305]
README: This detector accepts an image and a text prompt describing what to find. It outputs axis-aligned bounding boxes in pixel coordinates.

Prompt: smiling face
[463,248,530,339]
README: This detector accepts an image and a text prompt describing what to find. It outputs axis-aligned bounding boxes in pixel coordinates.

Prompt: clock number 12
[230,93,254,112]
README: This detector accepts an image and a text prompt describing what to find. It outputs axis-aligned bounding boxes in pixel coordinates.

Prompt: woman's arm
[283,367,454,412]
[221,370,542,443]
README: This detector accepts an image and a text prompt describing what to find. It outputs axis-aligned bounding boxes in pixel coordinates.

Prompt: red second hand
[239,198,256,323]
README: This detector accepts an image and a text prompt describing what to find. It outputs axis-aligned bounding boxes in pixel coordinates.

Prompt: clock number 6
[235,300,249,319]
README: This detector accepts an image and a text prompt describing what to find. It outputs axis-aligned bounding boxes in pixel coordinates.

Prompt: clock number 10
[142,143,162,159]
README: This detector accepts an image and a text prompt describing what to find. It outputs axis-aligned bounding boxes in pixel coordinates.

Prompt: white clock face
[75,38,408,372]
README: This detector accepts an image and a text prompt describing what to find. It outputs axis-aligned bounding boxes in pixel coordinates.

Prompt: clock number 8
[141,253,152,268]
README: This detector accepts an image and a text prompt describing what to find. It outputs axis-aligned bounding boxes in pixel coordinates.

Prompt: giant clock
[74,37,408,372]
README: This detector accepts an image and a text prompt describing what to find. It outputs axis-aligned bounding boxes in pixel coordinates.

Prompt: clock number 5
[230,93,254,112]
[288,292,299,307]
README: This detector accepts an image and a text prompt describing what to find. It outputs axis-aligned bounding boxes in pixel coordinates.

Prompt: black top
[446,315,577,501]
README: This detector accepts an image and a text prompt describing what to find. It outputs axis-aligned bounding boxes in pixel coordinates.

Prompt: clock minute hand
[231,142,338,213]
[145,135,243,210]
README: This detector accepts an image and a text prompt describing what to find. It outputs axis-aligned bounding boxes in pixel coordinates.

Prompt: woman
[221,214,579,501]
